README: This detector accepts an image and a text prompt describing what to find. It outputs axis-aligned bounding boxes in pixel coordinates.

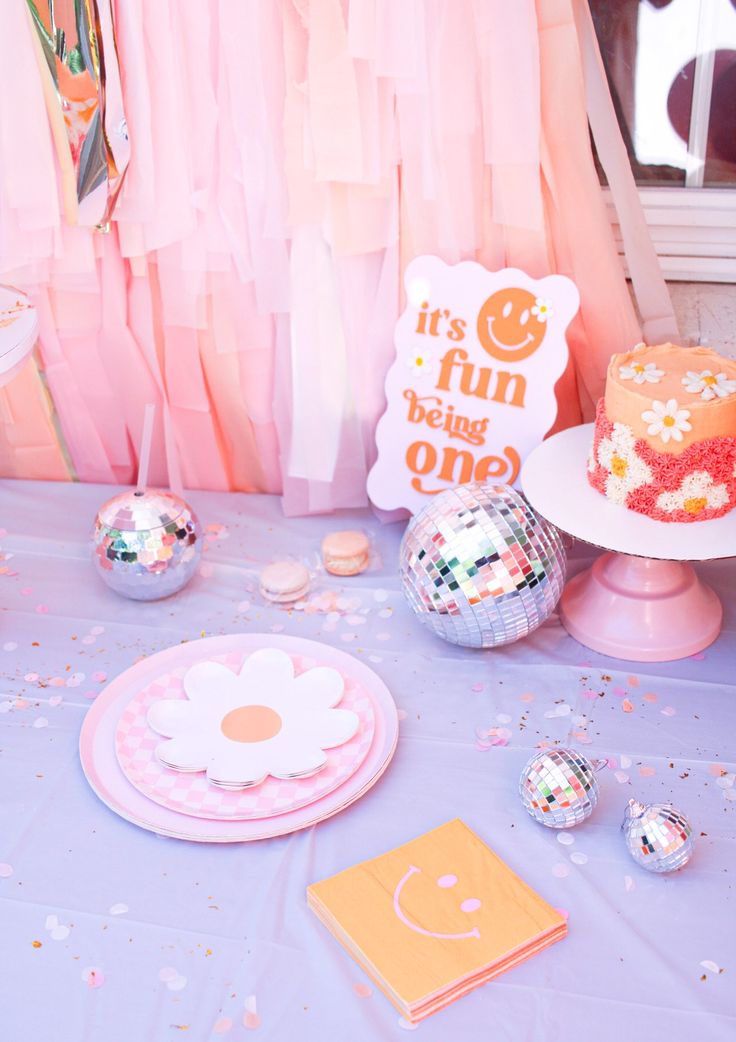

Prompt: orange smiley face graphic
[476,287,550,363]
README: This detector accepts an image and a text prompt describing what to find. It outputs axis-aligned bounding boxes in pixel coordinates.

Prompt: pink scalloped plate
[79,634,398,842]
[114,649,375,820]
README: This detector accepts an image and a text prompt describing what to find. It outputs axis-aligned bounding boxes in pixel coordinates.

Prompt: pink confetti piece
[643,692,658,703]
[709,763,727,777]
[607,756,618,768]
[581,689,597,700]
[35,604,49,615]
[570,851,588,865]
[614,771,630,784]
[91,671,107,684]
[24,673,39,683]
[573,732,592,744]
[237,600,252,613]
[49,677,65,688]
[0,863,13,878]
[613,686,626,697]
[48,695,62,707]
[14,698,28,709]
[81,635,96,645]
[345,614,367,626]
[353,983,372,998]
[377,607,393,619]
[661,706,676,717]
[20,587,32,596]
[84,690,98,700]
[90,626,105,636]
[243,1013,261,1030]
[471,683,485,692]
[520,692,535,702]
[691,653,706,661]
[552,863,570,878]
[638,765,656,777]
[82,967,105,989]
[622,699,634,713]
[627,676,640,687]
[213,1018,233,1035]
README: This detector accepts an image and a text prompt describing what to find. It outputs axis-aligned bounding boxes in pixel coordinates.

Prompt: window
[591,0,736,281]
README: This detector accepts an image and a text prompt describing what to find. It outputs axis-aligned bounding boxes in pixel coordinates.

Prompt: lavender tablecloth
[1,479,734,1042]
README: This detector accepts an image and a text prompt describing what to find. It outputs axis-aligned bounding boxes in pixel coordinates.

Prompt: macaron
[321,530,371,576]
[259,560,311,603]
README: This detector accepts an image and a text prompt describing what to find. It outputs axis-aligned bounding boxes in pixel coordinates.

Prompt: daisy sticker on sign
[367,256,579,514]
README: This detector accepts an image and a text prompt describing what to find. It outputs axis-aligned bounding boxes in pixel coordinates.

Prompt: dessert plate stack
[0,285,38,387]
[80,635,399,842]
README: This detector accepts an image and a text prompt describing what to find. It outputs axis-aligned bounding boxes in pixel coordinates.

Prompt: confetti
[700,960,722,975]
[90,626,105,636]
[614,771,630,784]
[557,833,574,846]
[544,703,571,719]
[213,1018,232,1034]
[81,967,105,989]
[624,875,635,892]
[353,983,372,998]
[471,683,484,693]
[622,699,634,713]
[373,590,389,602]
[638,765,656,777]
[496,713,512,724]
[397,709,407,721]
[237,600,252,613]
[397,1017,418,1031]
[661,706,676,717]
[91,671,107,684]
[48,696,62,707]
[33,718,49,729]
[35,605,49,614]
[520,692,535,702]
[620,754,632,768]
[570,852,588,865]
[109,903,129,916]
[3,641,17,652]
[0,863,13,878]
[552,863,570,878]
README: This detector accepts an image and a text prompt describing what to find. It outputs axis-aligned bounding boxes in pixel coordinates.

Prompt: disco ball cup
[399,483,566,648]
[622,799,694,873]
[520,747,608,828]
[92,488,202,601]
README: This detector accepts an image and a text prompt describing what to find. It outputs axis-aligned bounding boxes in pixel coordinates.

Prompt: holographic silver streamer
[92,489,202,601]
[622,799,694,873]
[519,747,607,828]
[399,483,566,648]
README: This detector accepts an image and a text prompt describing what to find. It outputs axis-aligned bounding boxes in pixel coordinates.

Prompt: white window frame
[601,0,736,283]
[605,186,736,283]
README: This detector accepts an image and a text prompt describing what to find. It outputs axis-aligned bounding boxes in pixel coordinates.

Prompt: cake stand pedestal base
[560,553,722,662]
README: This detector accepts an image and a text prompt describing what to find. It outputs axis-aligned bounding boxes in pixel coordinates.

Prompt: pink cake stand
[521,424,735,662]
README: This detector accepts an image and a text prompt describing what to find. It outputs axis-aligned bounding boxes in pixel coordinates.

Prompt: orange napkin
[307,819,566,1022]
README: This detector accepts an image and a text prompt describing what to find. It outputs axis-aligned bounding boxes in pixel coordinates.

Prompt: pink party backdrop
[0,0,676,514]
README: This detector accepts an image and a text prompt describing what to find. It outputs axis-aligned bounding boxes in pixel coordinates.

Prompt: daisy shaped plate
[115,648,375,820]
[81,634,398,841]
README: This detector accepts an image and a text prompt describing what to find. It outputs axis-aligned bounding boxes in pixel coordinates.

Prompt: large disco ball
[399,483,566,648]
[93,489,202,601]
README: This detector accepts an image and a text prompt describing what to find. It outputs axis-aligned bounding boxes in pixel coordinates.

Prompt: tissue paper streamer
[0,1,676,511]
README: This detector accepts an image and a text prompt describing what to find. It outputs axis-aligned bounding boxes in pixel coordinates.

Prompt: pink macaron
[321,530,371,576]
[259,560,311,603]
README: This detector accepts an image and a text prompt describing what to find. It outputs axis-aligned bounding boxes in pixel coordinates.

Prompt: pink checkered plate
[115,648,375,820]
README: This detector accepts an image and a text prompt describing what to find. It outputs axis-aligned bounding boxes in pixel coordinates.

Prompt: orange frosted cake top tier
[604,343,736,454]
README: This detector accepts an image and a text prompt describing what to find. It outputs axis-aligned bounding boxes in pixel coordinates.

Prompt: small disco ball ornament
[520,747,608,828]
[622,799,694,873]
[399,483,566,648]
[92,488,202,601]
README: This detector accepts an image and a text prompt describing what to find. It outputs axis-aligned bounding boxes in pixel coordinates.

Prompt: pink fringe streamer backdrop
[0,0,676,514]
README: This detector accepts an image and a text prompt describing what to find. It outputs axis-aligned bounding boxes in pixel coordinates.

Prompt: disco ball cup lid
[95,489,196,533]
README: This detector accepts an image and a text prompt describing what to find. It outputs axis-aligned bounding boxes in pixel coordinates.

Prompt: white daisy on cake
[406,346,438,380]
[681,369,736,401]
[656,472,729,517]
[596,423,653,505]
[531,298,553,322]
[641,399,692,444]
[147,649,359,788]
[618,361,664,385]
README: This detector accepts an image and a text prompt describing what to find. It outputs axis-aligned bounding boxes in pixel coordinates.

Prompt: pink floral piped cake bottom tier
[587,399,736,522]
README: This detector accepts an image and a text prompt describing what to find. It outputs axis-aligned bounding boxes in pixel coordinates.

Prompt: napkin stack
[308,818,567,1022]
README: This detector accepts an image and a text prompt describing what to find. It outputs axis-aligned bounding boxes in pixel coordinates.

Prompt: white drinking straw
[136,402,156,494]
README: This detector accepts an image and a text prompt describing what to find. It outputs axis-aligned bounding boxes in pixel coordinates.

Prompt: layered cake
[588,343,736,522]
